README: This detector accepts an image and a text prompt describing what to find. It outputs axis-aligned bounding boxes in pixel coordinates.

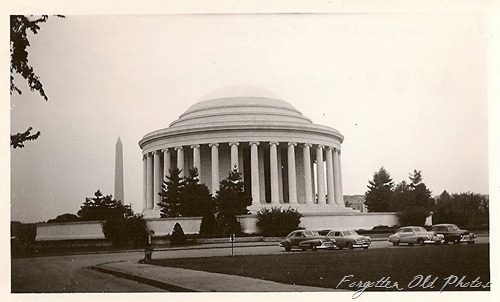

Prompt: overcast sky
[9,12,490,223]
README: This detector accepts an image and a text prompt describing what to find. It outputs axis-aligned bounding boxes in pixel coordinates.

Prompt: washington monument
[114,137,124,202]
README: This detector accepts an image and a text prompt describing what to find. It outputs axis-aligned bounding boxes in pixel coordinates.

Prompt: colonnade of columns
[143,142,344,212]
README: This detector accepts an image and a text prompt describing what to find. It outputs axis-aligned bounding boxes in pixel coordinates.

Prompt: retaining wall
[35,212,398,241]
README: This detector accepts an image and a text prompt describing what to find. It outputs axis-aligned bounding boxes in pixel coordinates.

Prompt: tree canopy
[180,168,214,217]
[393,170,434,225]
[157,168,185,217]
[77,190,133,221]
[213,167,252,235]
[433,191,489,228]
[10,15,63,149]
[364,167,395,212]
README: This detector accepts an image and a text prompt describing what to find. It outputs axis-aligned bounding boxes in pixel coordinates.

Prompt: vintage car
[388,226,444,246]
[279,229,337,251]
[430,224,476,244]
[326,229,371,249]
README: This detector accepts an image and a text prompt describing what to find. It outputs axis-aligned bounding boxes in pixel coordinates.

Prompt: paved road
[11,236,488,293]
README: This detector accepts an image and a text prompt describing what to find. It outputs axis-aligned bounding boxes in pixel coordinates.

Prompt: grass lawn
[149,244,490,292]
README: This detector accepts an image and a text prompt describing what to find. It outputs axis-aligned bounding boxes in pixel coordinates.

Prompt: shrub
[200,212,218,238]
[397,207,429,226]
[102,214,149,247]
[169,222,187,245]
[215,213,242,237]
[257,207,302,237]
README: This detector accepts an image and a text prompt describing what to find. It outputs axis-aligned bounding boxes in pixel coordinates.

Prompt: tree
[180,168,214,217]
[433,191,489,228]
[214,166,252,236]
[77,190,133,221]
[102,214,149,247]
[169,222,187,245]
[364,167,395,212]
[47,213,80,224]
[157,168,184,217]
[395,170,434,226]
[10,15,63,148]
[199,210,218,237]
[256,207,302,237]
[215,166,252,216]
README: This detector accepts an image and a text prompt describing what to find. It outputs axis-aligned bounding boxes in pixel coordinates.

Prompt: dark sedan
[430,224,476,244]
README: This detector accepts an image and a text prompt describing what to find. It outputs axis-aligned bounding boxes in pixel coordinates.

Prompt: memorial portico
[139,92,354,218]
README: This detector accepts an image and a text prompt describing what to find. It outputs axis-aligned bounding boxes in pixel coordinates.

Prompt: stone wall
[36,221,106,241]
[35,213,398,241]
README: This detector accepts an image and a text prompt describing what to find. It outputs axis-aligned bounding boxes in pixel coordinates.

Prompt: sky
[8,11,491,223]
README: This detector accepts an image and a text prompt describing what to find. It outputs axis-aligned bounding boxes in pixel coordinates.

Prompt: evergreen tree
[199,210,218,237]
[214,166,251,235]
[157,168,184,217]
[169,222,187,245]
[180,168,214,217]
[216,166,252,216]
[364,167,395,212]
[77,190,132,221]
[395,170,434,226]
[433,191,489,228]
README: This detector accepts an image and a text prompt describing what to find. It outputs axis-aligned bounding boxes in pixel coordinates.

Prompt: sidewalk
[91,260,337,292]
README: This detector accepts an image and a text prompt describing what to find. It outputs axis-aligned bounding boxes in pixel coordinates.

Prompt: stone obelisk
[114,137,124,202]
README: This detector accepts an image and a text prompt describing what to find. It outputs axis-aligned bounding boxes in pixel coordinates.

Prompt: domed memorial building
[139,87,356,218]
[34,87,398,242]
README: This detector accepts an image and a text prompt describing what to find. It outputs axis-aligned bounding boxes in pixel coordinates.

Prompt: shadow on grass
[149,244,490,292]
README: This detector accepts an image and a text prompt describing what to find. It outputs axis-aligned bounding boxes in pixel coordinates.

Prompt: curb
[90,263,196,292]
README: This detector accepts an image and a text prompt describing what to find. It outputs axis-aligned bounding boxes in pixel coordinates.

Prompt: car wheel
[467,240,475,245]
[346,242,354,249]
[363,246,369,249]
[409,242,414,246]
[392,241,399,246]
[454,239,460,244]
[311,244,317,251]
[284,243,291,252]
[417,238,425,246]
[443,240,449,244]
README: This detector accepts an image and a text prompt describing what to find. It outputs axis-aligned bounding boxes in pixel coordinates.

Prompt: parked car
[326,229,371,249]
[388,226,444,246]
[279,230,337,251]
[430,224,476,244]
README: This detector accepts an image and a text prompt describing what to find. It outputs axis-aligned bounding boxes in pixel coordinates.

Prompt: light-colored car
[388,226,444,246]
[326,229,371,249]
[279,230,337,251]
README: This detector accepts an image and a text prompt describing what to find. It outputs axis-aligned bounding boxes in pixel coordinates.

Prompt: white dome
[169,96,312,128]
[199,85,281,101]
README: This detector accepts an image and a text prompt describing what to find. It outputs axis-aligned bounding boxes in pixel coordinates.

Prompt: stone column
[229,142,239,171]
[269,142,280,204]
[153,150,162,208]
[335,148,344,206]
[316,145,326,204]
[163,149,171,182]
[249,142,260,204]
[191,144,201,175]
[325,146,335,204]
[175,146,184,178]
[258,145,266,202]
[287,142,298,204]
[143,154,147,211]
[277,148,283,202]
[303,144,313,204]
[209,143,219,195]
[146,152,153,209]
